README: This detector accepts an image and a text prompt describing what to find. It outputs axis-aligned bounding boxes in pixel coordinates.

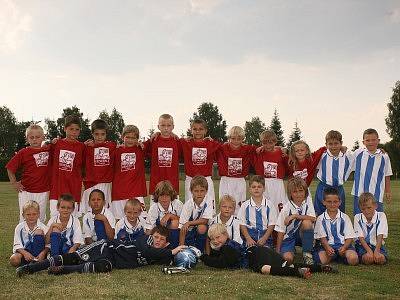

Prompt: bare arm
[240,225,256,247]
[384,176,391,203]
[7,169,24,192]
[257,225,274,246]
[275,231,284,253]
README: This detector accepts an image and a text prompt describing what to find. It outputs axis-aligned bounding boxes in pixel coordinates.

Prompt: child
[10,201,49,267]
[354,192,388,265]
[146,180,183,248]
[275,177,316,265]
[46,194,83,256]
[49,115,85,217]
[351,128,392,214]
[209,195,242,244]
[314,130,353,215]
[180,119,220,210]
[81,119,116,214]
[112,125,147,220]
[216,126,254,213]
[115,199,147,243]
[6,124,50,222]
[237,175,277,247]
[313,187,358,266]
[82,189,116,245]
[252,130,288,211]
[179,176,213,252]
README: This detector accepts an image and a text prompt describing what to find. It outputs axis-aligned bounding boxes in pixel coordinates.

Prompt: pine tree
[386,81,400,141]
[244,117,267,145]
[269,109,285,147]
[287,121,302,149]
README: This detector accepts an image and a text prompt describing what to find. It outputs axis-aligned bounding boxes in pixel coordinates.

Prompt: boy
[354,192,388,265]
[352,128,392,214]
[17,225,187,276]
[314,130,353,215]
[49,115,85,217]
[179,176,213,252]
[6,124,50,222]
[237,175,277,248]
[275,177,316,265]
[313,187,358,266]
[80,119,116,214]
[115,199,147,243]
[10,201,49,267]
[112,125,147,219]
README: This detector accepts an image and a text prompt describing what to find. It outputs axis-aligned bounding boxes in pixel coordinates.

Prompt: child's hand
[363,249,374,264]
[379,148,386,154]
[160,214,170,227]
[204,136,213,141]
[137,141,144,150]
[94,214,107,222]
[181,222,190,235]
[385,192,392,203]
[284,214,297,226]
[326,246,335,257]
[255,146,264,154]
[150,132,160,141]
[373,250,385,264]
[22,252,35,262]
[340,146,347,153]
[338,246,346,257]
[256,236,267,246]
[51,223,63,232]
[51,137,60,144]
[11,181,24,192]
[245,237,257,247]
[172,245,187,255]
[84,139,94,146]
[36,252,47,261]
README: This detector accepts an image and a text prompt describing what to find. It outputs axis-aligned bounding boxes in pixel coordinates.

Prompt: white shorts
[18,191,49,223]
[80,182,112,214]
[49,199,81,218]
[218,176,246,215]
[185,175,215,212]
[111,197,146,220]
[264,178,288,210]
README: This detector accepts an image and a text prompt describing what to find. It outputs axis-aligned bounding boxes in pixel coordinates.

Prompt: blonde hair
[228,126,245,139]
[219,195,236,209]
[159,114,174,124]
[259,130,277,142]
[122,125,139,139]
[208,223,228,239]
[358,192,377,207]
[22,200,40,214]
[190,175,208,191]
[25,124,44,138]
[325,130,342,142]
[289,140,311,169]
[124,198,143,212]
[287,177,309,199]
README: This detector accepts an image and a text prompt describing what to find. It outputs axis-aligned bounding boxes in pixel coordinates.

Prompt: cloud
[0,0,32,53]
[189,0,225,15]
[387,7,400,23]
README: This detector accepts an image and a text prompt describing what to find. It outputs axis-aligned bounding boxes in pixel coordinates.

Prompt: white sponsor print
[228,157,242,176]
[121,153,136,172]
[158,147,173,167]
[33,151,49,167]
[192,147,207,165]
[263,161,278,178]
[293,168,308,179]
[59,150,75,171]
[94,147,110,166]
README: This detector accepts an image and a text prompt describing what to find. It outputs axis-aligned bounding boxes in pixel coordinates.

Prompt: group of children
[8,113,392,278]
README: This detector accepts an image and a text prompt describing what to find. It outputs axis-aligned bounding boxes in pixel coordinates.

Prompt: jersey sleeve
[384,154,393,177]
[72,218,84,245]
[82,215,92,239]
[201,245,240,269]
[343,214,356,239]
[353,214,364,238]
[313,215,326,239]
[305,198,316,218]
[201,202,213,220]
[13,224,24,253]
[114,219,124,239]
[6,150,23,174]
[311,146,327,170]
[145,205,159,230]
[178,202,192,228]
[236,202,247,226]
[174,200,184,216]
[377,213,388,238]
[274,209,287,233]
[267,204,278,226]
[106,211,116,229]
[232,220,243,244]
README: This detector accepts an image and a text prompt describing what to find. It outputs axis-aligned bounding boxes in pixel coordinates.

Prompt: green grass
[0,181,399,299]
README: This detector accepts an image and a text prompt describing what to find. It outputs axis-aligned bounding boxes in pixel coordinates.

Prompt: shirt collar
[23,220,40,232]
[216,213,234,226]
[326,149,344,158]
[89,207,106,217]
[363,148,382,156]
[323,210,341,221]
[249,197,267,208]
[124,216,142,230]
[193,196,208,210]
[56,214,73,228]
[157,202,172,213]
[361,211,378,224]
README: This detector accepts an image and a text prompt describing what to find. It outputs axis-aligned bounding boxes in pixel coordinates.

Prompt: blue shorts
[355,243,388,262]
[247,228,273,247]
[280,231,302,254]
[314,182,345,216]
[313,244,356,265]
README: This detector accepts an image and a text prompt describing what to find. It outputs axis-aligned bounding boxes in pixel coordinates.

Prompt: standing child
[275,177,316,265]
[81,119,116,214]
[313,187,358,266]
[6,124,50,222]
[112,125,147,220]
[115,199,147,243]
[46,194,83,256]
[10,201,49,267]
[237,175,277,248]
[82,189,116,245]
[354,192,388,265]
[49,115,85,217]
[179,176,213,252]
[351,128,392,215]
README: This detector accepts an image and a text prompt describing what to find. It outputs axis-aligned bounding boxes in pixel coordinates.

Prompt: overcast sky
[1,0,399,149]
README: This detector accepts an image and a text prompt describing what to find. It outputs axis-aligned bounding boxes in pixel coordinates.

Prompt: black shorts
[75,240,113,264]
[247,246,285,273]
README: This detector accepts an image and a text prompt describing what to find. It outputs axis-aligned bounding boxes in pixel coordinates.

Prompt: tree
[352,140,360,151]
[287,121,302,149]
[187,102,227,141]
[0,106,19,159]
[99,107,125,143]
[15,121,33,150]
[244,117,266,146]
[269,109,285,147]
[383,140,400,179]
[44,118,59,140]
[147,127,155,140]
[386,81,400,141]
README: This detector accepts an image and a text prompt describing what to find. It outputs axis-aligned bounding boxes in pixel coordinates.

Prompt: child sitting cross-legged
[115,199,147,243]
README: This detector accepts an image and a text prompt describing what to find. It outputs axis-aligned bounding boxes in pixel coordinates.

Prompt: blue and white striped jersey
[13,220,48,253]
[82,207,116,241]
[354,211,388,246]
[146,199,183,230]
[237,197,277,231]
[210,213,243,244]
[314,211,355,246]
[47,214,84,246]
[179,195,213,229]
[316,150,353,186]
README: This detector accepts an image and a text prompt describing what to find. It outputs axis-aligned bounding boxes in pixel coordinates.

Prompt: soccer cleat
[321,264,339,274]
[16,265,31,278]
[162,266,190,274]
[302,252,314,266]
[48,266,66,275]
[298,267,312,279]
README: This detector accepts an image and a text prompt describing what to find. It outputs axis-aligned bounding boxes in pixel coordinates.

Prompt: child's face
[229,135,243,149]
[89,192,105,213]
[191,185,207,205]
[323,194,341,214]
[93,129,107,144]
[220,201,235,219]
[191,123,207,140]
[158,195,172,210]
[326,139,342,156]
[294,143,308,161]
[363,133,379,152]
[262,138,277,152]
[123,132,138,147]
[249,181,265,198]
[290,187,306,204]
[158,118,174,137]
[152,232,169,249]
[64,124,81,140]
[23,208,39,224]
[361,201,378,220]
[26,129,44,148]
[210,232,229,249]
[57,200,74,219]
[124,205,142,223]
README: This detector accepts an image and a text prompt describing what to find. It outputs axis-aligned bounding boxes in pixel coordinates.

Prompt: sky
[1,0,399,149]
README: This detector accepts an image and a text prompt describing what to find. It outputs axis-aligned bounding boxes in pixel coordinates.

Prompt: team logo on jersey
[81,253,89,261]
[59,150,75,171]
[192,147,207,165]
[293,168,308,179]
[158,147,173,167]
[228,157,242,176]
[94,147,110,166]
[263,161,278,178]
[33,151,49,167]
[121,153,136,172]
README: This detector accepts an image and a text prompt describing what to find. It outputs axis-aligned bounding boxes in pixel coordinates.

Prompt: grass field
[0,180,399,299]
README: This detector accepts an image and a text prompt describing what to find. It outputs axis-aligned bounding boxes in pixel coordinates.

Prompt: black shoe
[321,264,338,274]
[16,265,31,278]
[48,266,66,275]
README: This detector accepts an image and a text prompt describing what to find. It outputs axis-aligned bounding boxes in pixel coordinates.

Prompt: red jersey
[252,147,287,179]
[180,138,220,177]
[112,145,147,200]
[49,139,85,203]
[83,142,116,189]
[145,136,181,194]
[216,143,255,177]
[6,146,51,193]
[287,146,326,186]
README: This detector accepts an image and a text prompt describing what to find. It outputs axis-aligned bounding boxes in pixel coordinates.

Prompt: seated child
[179,175,213,252]
[115,199,147,243]
[275,177,316,265]
[82,189,116,244]
[146,180,183,248]
[46,194,83,256]
[354,192,388,265]
[313,187,358,266]
[10,201,49,267]
[237,175,277,247]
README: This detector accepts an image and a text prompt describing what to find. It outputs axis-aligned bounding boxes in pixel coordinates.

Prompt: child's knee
[34,229,44,236]
[282,252,294,263]
[9,253,22,267]
[318,251,330,264]
[347,252,359,266]
[301,220,313,230]
[197,225,207,235]
[170,219,179,229]
[362,254,373,265]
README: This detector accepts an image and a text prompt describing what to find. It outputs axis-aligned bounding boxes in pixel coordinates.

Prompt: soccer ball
[173,246,200,269]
